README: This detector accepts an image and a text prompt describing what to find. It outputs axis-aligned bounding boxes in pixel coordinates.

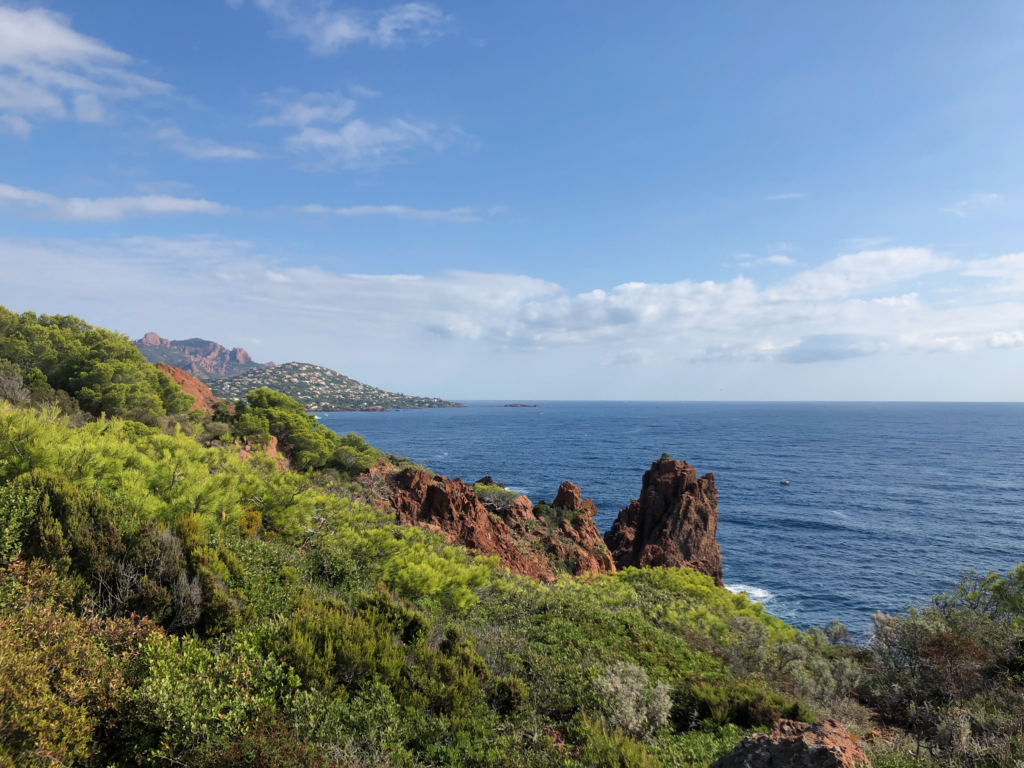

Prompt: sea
[316,402,1024,632]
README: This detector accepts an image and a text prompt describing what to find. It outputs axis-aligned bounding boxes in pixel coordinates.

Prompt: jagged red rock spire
[604,456,724,586]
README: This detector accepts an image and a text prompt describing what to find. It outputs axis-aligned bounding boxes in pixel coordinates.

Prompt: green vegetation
[0,307,194,424]
[206,361,464,411]
[223,386,385,473]
[1,309,1023,768]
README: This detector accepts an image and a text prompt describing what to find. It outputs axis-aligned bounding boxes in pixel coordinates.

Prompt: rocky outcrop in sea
[604,455,724,586]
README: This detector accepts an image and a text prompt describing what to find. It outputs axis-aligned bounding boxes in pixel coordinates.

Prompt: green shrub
[190,716,329,768]
[127,632,299,763]
[672,680,814,730]
[0,569,156,768]
[572,715,663,768]
[488,675,529,716]
[595,662,672,738]
[0,480,39,565]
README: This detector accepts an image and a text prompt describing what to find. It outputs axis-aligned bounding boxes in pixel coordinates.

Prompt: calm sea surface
[318,402,1024,631]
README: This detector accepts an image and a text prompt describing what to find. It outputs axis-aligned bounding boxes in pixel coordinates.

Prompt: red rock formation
[135,333,265,379]
[711,720,870,768]
[363,466,619,581]
[604,456,723,586]
[388,469,551,580]
[544,482,614,575]
[156,363,220,415]
[554,481,598,517]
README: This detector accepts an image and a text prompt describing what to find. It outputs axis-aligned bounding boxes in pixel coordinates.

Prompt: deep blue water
[318,402,1024,631]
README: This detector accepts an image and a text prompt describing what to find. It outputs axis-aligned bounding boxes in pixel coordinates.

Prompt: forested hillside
[207,361,464,411]
[2,307,1023,768]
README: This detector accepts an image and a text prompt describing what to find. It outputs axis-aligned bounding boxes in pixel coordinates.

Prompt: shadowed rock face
[604,456,723,586]
[710,719,871,768]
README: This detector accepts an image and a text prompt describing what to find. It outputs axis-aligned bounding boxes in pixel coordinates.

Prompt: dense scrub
[0,307,194,423]
[2,312,1023,768]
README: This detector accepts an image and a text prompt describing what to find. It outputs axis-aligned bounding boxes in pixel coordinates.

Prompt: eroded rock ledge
[373,469,614,581]
[604,455,724,586]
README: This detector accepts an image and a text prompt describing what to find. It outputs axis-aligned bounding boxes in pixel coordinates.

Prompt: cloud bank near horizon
[1,237,1020,369]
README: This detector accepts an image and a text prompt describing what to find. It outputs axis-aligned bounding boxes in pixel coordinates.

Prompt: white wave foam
[725,584,775,603]
[504,486,529,495]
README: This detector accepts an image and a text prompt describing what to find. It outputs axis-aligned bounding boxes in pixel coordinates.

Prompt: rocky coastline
[362,453,723,585]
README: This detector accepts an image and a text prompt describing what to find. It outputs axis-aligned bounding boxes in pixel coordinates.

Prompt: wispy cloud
[297,203,478,222]
[3,238,1019,366]
[257,90,452,169]
[156,127,262,160]
[739,254,796,267]
[287,119,444,169]
[0,7,170,134]
[767,193,805,201]
[256,91,356,127]
[943,193,1001,217]
[963,253,1024,292]
[0,183,233,221]
[232,1,448,53]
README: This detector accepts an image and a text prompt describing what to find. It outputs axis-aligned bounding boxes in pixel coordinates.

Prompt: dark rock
[604,456,723,586]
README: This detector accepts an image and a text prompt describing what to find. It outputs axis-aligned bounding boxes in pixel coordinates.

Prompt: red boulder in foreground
[603,456,723,586]
[711,719,871,768]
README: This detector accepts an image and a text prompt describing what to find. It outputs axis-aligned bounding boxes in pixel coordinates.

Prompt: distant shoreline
[309,404,467,413]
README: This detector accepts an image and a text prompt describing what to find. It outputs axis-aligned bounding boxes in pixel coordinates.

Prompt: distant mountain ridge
[206,361,464,411]
[134,333,272,379]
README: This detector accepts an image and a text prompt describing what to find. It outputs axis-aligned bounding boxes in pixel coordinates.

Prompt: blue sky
[1,0,1022,400]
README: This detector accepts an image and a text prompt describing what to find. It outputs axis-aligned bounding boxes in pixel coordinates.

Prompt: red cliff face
[155,363,219,415]
[373,470,615,581]
[388,469,551,579]
[604,456,724,586]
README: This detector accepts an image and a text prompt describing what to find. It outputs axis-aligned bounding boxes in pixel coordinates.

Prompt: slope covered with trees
[2,309,1023,768]
[207,361,464,411]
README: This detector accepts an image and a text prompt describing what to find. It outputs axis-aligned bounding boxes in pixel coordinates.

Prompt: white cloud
[0,182,233,221]
[963,253,1024,292]
[350,85,382,98]
[257,90,451,169]
[256,91,356,127]
[943,193,1001,217]
[774,247,955,302]
[0,114,31,137]
[234,1,448,53]
[156,127,262,160]
[1,239,1018,370]
[765,255,795,266]
[873,293,919,308]
[767,193,804,200]
[0,7,170,133]
[286,117,445,169]
[297,203,477,222]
